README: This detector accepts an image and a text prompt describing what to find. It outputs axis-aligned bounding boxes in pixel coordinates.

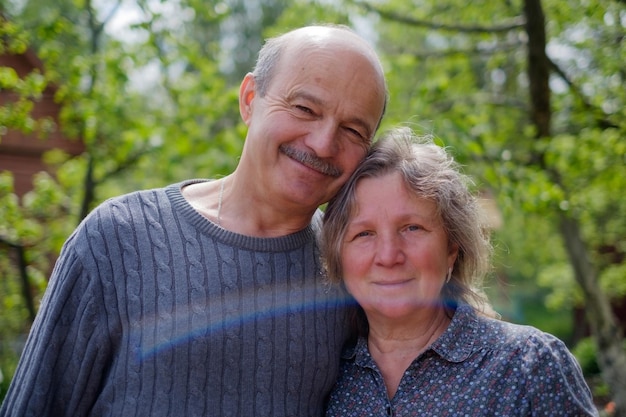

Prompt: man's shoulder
[72,184,178,241]
[89,183,182,220]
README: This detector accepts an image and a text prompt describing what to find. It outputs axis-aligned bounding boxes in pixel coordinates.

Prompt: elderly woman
[322,128,597,416]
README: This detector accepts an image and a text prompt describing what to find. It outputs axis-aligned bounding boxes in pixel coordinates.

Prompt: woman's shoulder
[443,305,558,351]
[473,311,571,359]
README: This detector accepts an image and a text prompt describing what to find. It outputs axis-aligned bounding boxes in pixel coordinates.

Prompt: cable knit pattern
[0,180,351,417]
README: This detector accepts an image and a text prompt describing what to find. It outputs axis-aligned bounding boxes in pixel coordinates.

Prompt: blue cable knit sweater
[0,180,351,417]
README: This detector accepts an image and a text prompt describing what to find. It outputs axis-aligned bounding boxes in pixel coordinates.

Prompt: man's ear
[239,73,256,124]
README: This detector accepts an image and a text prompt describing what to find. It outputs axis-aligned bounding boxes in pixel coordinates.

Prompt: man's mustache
[279,144,342,178]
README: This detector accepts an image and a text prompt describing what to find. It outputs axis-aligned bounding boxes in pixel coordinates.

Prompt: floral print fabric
[326,304,598,417]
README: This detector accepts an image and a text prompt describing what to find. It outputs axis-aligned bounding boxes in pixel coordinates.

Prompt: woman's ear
[239,73,256,124]
[448,242,459,268]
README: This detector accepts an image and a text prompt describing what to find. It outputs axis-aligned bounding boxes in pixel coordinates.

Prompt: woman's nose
[375,234,406,266]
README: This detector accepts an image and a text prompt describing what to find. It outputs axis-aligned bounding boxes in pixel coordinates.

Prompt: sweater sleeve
[0,227,114,417]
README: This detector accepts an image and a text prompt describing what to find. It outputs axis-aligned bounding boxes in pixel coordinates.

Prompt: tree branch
[398,40,525,59]
[359,1,526,33]
[547,57,618,129]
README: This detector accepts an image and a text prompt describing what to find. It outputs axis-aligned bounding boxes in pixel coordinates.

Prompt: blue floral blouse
[325,304,598,416]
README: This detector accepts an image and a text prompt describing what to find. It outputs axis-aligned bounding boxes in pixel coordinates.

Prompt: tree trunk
[79,153,95,222]
[523,0,551,137]
[559,216,626,416]
[0,238,37,323]
[524,0,626,414]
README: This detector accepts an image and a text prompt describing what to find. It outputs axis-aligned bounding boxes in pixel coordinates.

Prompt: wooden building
[0,47,84,196]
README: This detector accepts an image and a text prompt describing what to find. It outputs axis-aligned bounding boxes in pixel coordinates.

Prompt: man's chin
[281,183,331,209]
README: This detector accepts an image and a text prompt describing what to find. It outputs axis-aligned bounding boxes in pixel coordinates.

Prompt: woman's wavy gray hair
[321,127,495,314]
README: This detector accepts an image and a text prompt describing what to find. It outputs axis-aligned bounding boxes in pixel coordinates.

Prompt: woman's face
[340,171,458,322]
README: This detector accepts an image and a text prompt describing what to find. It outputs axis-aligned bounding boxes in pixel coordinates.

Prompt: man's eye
[344,127,370,146]
[295,105,313,114]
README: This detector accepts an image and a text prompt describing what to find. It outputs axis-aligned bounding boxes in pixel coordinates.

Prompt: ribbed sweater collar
[165,179,318,252]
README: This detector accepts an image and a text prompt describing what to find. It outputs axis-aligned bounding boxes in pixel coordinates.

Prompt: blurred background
[0,0,624,413]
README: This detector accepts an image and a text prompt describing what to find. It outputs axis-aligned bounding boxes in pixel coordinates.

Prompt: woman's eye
[406,225,422,232]
[347,127,363,138]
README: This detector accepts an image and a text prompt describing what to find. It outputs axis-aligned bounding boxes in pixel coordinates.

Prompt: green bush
[572,337,601,376]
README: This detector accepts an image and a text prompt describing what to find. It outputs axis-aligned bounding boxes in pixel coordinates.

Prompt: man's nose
[305,122,339,158]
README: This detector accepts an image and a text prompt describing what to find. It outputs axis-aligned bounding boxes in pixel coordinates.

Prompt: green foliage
[364,0,626,322]
[0,63,52,137]
[0,172,58,402]
[571,337,617,401]
[0,17,28,55]
[573,337,601,376]
[0,170,74,276]
[269,0,351,32]
[0,173,22,243]
[0,247,31,401]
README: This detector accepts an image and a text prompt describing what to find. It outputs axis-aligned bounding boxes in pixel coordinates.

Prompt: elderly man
[0,24,387,417]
